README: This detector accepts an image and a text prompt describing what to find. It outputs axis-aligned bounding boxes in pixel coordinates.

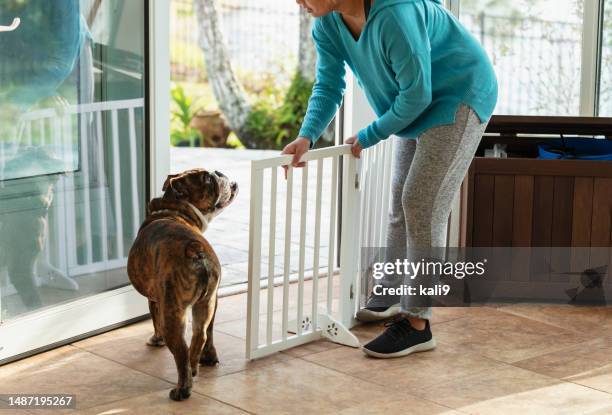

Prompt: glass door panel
[0,0,146,322]
[460,0,585,116]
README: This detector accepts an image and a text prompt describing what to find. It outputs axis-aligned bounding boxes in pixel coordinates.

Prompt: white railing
[358,139,394,257]
[1,99,145,295]
[246,144,362,359]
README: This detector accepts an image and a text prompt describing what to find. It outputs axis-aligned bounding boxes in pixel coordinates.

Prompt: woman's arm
[357,11,432,149]
[282,18,346,169]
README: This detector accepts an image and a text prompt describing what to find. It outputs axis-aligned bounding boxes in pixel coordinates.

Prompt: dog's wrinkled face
[162,169,238,218]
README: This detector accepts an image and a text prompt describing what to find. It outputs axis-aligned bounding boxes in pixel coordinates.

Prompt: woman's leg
[357,136,417,321]
[386,136,417,252]
[400,103,488,320]
[362,103,489,358]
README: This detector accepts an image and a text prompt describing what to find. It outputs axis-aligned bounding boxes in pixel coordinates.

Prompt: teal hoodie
[298,0,498,149]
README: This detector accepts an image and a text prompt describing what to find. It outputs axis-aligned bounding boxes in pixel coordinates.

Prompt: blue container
[538,138,612,160]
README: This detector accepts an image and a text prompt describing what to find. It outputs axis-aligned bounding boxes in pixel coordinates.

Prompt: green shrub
[170,84,203,147]
[242,72,314,150]
[277,73,314,145]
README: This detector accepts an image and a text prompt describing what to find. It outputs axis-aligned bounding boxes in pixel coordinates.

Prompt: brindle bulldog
[127,168,237,401]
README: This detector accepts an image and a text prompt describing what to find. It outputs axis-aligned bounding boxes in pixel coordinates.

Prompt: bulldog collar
[186,201,209,233]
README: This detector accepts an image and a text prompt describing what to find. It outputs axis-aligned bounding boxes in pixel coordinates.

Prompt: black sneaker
[362,316,436,358]
[355,294,401,322]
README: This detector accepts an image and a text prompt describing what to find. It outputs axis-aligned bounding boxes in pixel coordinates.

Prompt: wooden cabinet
[464,157,612,249]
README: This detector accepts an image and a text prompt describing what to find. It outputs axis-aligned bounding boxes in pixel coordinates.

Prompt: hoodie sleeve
[356,9,432,149]
[298,18,347,146]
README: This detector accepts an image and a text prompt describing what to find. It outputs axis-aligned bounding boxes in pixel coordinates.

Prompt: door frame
[0,0,170,365]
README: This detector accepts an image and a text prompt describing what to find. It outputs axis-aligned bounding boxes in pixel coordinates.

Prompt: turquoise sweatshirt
[298,0,498,149]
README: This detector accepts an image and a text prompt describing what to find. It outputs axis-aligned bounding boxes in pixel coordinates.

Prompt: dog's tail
[184,240,218,284]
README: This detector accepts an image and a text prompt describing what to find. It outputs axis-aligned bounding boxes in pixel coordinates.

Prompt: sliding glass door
[0,0,159,363]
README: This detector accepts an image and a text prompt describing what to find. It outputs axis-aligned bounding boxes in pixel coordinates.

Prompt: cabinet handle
[0,17,21,33]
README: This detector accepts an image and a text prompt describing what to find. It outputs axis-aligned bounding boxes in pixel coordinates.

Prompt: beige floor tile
[431,308,587,363]
[495,303,612,336]
[302,340,503,392]
[335,397,462,415]
[281,338,343,358]
[414,364,612,415]
[428,306,496,325]
[0,400,36,414]
[215,293,249,324]
[74,326,291,382]
[564,363,612,394]
[71,389,245,414]
[513,336,612,379]
[0,346,170,413]
[194,358,443,414]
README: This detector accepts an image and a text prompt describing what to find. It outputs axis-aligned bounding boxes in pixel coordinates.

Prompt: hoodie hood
[367,0,443,20]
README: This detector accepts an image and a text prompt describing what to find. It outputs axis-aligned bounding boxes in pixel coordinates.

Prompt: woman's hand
[280,136,311,179]
[345,136,363,158]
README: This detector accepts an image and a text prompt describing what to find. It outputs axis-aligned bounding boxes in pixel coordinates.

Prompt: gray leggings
[386,103,489,319]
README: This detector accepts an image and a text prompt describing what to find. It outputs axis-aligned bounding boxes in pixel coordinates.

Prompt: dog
[127,168,237,401]
[0,147,65,309]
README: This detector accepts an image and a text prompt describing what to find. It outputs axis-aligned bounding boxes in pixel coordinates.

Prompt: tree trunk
[297,9,335,144]
[194,0,260,148]
[297,9,316,82]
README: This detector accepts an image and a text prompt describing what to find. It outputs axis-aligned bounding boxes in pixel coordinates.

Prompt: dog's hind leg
[200,296,219,366]
[146,300,165,347]
[189,297,216,376]
[163,304,192,401]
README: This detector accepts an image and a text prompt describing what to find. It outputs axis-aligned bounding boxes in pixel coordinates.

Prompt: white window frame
[580,0,604,116]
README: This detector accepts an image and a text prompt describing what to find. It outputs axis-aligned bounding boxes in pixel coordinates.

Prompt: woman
[282,0,498,358]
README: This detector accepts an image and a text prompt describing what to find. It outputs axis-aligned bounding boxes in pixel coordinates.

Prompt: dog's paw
[200,349,219,366]
[169,387,191,401]
[191,366,199,377]
[146,335,165,347]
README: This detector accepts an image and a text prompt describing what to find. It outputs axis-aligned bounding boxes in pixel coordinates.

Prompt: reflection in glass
[0,0,146,322]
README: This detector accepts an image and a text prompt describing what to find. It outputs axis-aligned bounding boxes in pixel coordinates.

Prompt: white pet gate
[246,139,396,359]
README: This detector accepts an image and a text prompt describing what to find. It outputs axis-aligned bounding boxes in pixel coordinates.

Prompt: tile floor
[1,290,611,415]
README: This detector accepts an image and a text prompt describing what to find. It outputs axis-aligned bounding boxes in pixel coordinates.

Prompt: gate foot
[288,312,360,348]
[318,313,360,348]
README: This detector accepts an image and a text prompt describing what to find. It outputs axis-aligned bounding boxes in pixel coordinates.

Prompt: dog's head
[162,168,238,221]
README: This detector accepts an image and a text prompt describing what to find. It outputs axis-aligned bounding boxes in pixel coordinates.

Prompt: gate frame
[246,144,362,359]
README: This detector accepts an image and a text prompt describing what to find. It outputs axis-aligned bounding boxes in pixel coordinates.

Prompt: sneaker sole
[355,304,401,322]
[361,338,437,359]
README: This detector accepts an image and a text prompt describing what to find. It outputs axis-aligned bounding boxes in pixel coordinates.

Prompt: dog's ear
[163,173,189,200]
[201,171,220,201]
[200,171,215,187]
[162,174,180,192]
